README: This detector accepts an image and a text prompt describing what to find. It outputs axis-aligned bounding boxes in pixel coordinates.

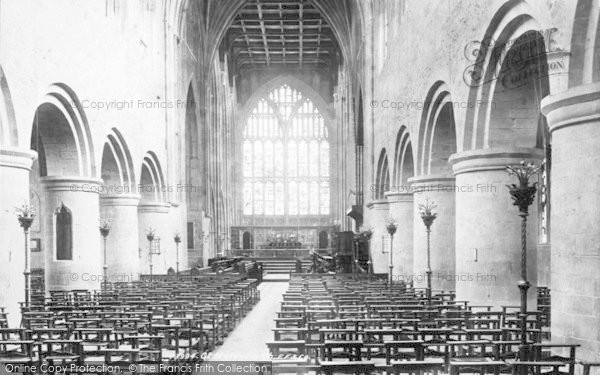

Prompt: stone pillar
[409,175,455,293]
[364,200,389,273]
[385,192,414,285]
[0,148,36,326]
[138,202,171,275]
[450,148,542,309]
[541,82,600,362]
[41,177,103,291]
[100,194,140,281]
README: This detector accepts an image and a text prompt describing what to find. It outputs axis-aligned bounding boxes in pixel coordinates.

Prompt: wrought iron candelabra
[99,219,111,290]
[146,227,157,282]
[386,219,398,290]
[174,233,182,278]
[506,160,540,368]
[16,203,35,309]
[418,199,437,305]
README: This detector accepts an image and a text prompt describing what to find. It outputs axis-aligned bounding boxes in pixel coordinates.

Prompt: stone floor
[210,281,288,361]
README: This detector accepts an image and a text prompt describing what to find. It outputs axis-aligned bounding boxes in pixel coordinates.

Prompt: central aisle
[210,281,288,361]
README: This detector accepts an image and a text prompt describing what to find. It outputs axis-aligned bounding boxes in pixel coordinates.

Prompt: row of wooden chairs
[267,274,576,375]
[0,273,260,373]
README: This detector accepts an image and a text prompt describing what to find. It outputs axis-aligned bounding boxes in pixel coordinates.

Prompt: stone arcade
[0,0,599,373]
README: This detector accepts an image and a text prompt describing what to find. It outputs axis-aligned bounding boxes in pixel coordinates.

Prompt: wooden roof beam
[256,0,270,66]
[299,1,303,68]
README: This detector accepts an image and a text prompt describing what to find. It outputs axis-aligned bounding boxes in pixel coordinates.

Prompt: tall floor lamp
[99,219,111,290]
[506,161,539,370]
[174,233,181,279]
[16,203,35,310]
[385,219,398,290]
[418,199,437,305]
[146,227,156,282]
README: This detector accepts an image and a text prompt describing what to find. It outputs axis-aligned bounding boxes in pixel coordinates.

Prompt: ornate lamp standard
[99,219,111,290]
[418,199,437,305]
[16,203,35,309]
[174,233,181,278]
[386,219,398,290]
[146,227,157,282]
[506,161,540,367]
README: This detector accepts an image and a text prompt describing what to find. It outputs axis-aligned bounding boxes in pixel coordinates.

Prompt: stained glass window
[243,84,330,216]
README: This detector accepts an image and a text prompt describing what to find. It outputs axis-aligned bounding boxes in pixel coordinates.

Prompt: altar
[230,225,334,251]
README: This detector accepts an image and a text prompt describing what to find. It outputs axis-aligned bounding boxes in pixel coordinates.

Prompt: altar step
[253,258,312,275]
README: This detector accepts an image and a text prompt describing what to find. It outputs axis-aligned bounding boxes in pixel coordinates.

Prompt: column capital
[40,176,103,193]
[541,82,600,133]
[100,194,141,206]
[138,201,170,213]
[0,147,37,170]
[449,148,545,175]
[408,174,455,187]
[365,199,390,210]
[384,191,414,203]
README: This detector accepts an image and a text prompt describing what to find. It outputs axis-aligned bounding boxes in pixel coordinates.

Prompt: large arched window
[243,84,330,216]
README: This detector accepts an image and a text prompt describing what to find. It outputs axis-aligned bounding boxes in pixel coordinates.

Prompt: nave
[1,0,600,373]
[0,268,593,375]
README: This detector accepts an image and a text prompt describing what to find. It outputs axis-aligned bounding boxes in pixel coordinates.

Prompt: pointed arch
[569,0,600,86]
[375,148,390,200]
[356,89,364,146]
[139,151,166,203]
[0,65,18,147]
[30,83,96,177]
[101,128,136,193]
[242,80,330,217]
[240,75,333,131]
[463,0,552,150]
[392,126,414,187]
[418,81,457,176]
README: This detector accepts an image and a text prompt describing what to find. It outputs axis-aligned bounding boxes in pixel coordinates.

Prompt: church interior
[0,0,599,373]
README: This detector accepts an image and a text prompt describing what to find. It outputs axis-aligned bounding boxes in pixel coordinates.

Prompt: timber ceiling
[223,0,340,74]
